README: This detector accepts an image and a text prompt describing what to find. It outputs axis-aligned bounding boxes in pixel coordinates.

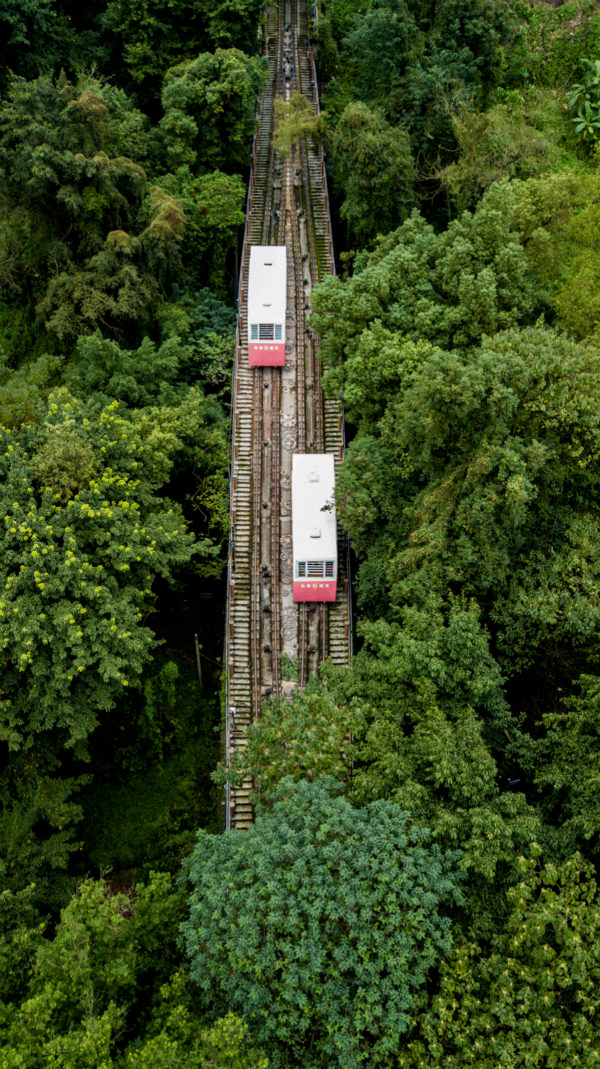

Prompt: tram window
[259,323,274,340]
[308,561,324,577]
[297,561,306,577]
[275,324,283,340]
[250,324,258,340]
[325,561,334,577]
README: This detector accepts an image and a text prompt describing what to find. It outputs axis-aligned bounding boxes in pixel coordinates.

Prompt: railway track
[225,0,351,830]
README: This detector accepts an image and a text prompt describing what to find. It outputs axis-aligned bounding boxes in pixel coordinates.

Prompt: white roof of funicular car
[248,245,287,325]
[292,454,337,560]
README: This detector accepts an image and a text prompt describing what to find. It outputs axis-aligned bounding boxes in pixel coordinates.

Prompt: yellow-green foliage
[398,850,600,1069]
[0,391,196,751]
[440,89,575,212]
[506,0,600,89]
[512,168,600,340]
[273,91,326,155]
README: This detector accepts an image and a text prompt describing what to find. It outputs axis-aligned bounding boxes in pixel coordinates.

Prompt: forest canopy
[3,0,600,1065]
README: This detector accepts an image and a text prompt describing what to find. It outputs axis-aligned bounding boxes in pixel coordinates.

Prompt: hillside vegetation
[2,0,600,1065]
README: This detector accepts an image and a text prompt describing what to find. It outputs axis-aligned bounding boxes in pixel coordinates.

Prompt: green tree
[512,168,600,344]
[273,92,327,155]
[182,777,461,1069]
[0,872,187,1067]
[0,73,149,254]
[0,0,56,88]
[535,675,600,857]
[169,287,236,398]
[35,190,184,342]
[0,353,61,429]
[0,391,199,753]
[36,232,154,342]
[160,50,267,174]
[103,0,265,108]
[215,668,365,803]
[323,322,600,912]
[216,620,538,925]
[428,0,511,99]
[340,1,417,108]
[502,0,600,91]
[337,601,540,920]
[0,871,262,1067]
[324,0,512,174]
[65,333,181,407]
[159,166,245,291]
[0,71,174,347]
[398,849,600,1069]
[439,94,568,213]
[0,750,86,912]
[336,327,600,678]
[125,996,267,1069]
[568,57,600,149]
[330,101,414,244]
[311,181,538,408]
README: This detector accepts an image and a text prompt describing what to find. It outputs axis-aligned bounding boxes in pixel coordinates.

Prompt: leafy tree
[0,749,86,912]
[175,286,236,339]
[0,73,149,249]
[0,872,188,1067]
[170,287,236,398]
[160,50,267,174]
[439,94,569,212]
[182,777,461,1069]
[340,0,417,108]
[35,189,184,342]
[311,181,538,410]
[0,353,61,429]
[0,870,261,1066]
[102,0,210,107]
[398,849,600,1069]
[36,231,157,342]
[322,0,513,190]
[159,166,245,291]
[65,333,181,407]
[428,0,511,99]
[321,322,600,915]
[103,0,265,108]
[0,0,56,88]
[318,0,373,46]
[273,92,327,155]
[503,0,600,91]
[215,668,365,803]
[512,169,600,344]
[336,327,600,677]
[534,675,600,857]
[125,994,268,1069]
[216,617,538,923]
[310,14,341,83]
[341,602,540,907]
[391,54,469,166]
[0,71,177,346]
[0,881,43,1006]
[0,391,199,753]
[329,102,414,244]
[179,329,234,400]
[568,57,600,148]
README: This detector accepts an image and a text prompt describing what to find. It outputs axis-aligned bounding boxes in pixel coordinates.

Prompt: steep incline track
[225,0,351,830]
